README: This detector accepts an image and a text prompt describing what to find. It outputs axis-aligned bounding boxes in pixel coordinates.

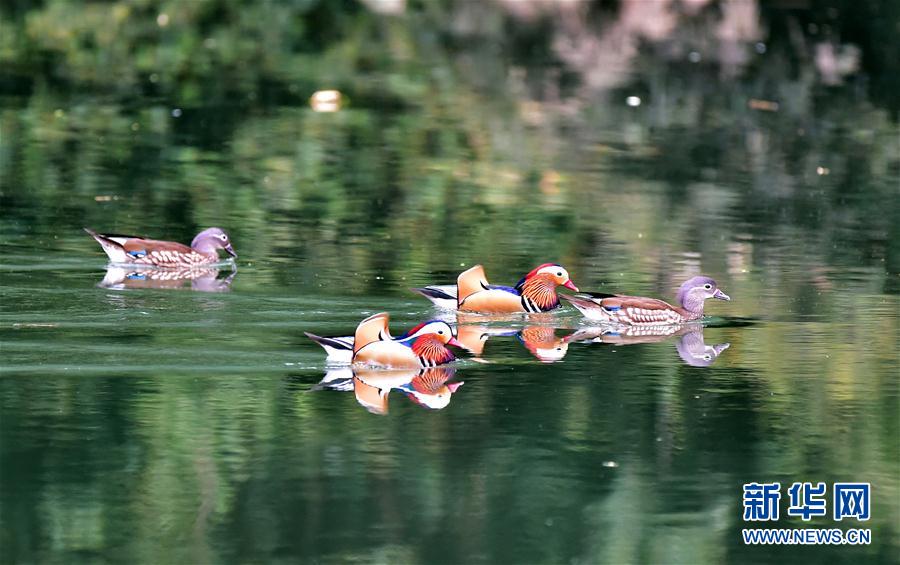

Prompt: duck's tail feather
[84,227,129,262]
[305,332,354,362]
[410,285,457,308]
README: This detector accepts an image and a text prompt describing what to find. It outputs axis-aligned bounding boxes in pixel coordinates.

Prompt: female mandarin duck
[305,319,459,364]
[85,227,236,267]
[563,276,730,325]
[412,263,579,313]
[347,313,462,369]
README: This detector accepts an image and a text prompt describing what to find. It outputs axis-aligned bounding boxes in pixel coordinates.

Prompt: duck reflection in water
[564,324,730,367]
[98,265,236,293]
[455,324,570,363]
[313,366,463,415]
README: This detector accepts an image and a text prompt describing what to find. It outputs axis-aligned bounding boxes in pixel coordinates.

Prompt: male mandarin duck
[85,227,236,267]
[305,318,460,365]
[412,263,579,313]
[563,276,730,325]
[348,313,462,369]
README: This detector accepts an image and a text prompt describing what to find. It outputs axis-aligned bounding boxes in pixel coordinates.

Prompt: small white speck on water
[602,461,618,468]
[637,232,643,238]
[656,437,662,442]
[545,518,554,527]
[460,262,465,267]
[626,96,641,107]
[688,51,702,63]
[156,13,169,27]
[149,73,159,83]
[694,395,701,399]
[310,89,342,112]
[755,42,767,54]
[375,276,383,280]
[263,176,270,184]
[171,108,182,118]
[284,362,295,366]
[816,166,830,175]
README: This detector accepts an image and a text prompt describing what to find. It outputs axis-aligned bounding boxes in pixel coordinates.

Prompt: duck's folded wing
[121,238,194,257]
[595,295,686,322]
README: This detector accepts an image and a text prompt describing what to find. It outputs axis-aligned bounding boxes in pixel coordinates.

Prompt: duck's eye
[704,283,712,290]
[438,330,444,335]
[704,354,712,361]
[220,234,228,241]
[556,272,563,277]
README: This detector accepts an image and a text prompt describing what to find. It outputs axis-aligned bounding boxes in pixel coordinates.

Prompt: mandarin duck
[305,319,459,364]
[412,263,579,313]
[563,276,730,325]
[564,325,730,367]
[98,266,236,292]
[85,227,236,267]
[348,313,462,369]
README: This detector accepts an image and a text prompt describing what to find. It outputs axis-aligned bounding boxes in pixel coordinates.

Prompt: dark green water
[1,2,899,564]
